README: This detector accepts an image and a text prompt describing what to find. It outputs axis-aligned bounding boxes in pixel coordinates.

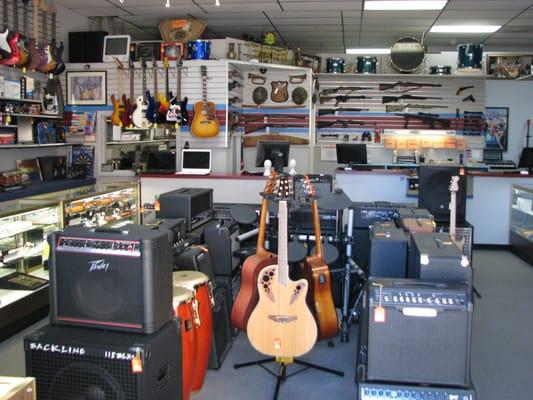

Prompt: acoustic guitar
[299,177,339,340]
[246,175,317,358]
[191,65,220,137]
[231,173,278,332]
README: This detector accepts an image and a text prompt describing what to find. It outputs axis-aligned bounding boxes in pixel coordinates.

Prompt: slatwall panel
[4,0,61,44]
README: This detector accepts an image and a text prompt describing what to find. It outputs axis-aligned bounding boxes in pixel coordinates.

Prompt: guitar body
[16,37,29,67]
[180,97,189,124]
[158,93,170,115]
[131,96,151,128]
[0,29,10,53]
[121,94,132,127]
[246,264,317,357]
[191,100,219,137]
[0,32,21,65]
[38,43,55,72]
[53,41,65,74]
[300,256,339,340]
[231,251,277,332]
[145,90,156,124]
[26,38,40,70]
[111,95,121,126]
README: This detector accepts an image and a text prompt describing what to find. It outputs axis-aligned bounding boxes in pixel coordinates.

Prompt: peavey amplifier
[48,225,174,333]
[358,382,476,400]
[158,188,214,232]
[25,320,181,400]
[359,278,472,387]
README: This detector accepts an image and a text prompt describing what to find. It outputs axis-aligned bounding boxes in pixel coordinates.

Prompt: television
[255,141,290,172]
[336,143,368,165]
[103,35,131,63]
[518,148,533,171]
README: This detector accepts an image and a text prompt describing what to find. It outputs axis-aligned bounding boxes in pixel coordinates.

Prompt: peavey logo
[88,259,110,272]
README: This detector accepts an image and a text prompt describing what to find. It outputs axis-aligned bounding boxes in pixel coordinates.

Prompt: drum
[173,270,213,392]
[390,37,425,73]
[457,44,483,71]
[356,56,377,74]
[326,57,345,73]
[310,243,339,265]
[172,287,198,400]
[430,65,452,75]
[187,40,211,60]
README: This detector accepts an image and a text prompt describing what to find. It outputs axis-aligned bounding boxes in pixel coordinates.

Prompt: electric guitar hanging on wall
[157,58,171,121]
[144,59,157,125]
[121,59,134,128]
[50,1,65,75]
[191,65,220,137]
[26,0,41,71]
[299,177,339,340]
[449,176,466,252]
[111,58,124,127]
[246,175,317,358]
[38,0,55,73]
[231,173,278,332]
[132,59,152,128]
[0,0,21,65]
[16,0,31,68]
[167,56,188,124]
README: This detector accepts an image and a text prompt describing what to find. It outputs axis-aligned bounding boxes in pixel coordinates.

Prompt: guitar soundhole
[261,269,276,302]
[290,283,305,305]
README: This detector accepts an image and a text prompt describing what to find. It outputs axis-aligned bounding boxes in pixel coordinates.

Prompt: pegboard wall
[3,0,60,44]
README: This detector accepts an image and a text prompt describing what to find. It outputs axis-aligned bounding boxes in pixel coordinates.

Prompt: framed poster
[484,107,509,151]
[66,71,107,106]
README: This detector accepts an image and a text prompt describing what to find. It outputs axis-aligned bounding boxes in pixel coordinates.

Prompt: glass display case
[27,182,140,229]
[510,184,533,265]
[0,199,61,341]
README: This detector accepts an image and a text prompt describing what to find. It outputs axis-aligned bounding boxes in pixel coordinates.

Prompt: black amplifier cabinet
[204,220,241,276]
[158,188,214,232]
[48,225,174,334]
[289,207,337,235]
[144,218,186,244]
[25,320,181,400]
[361,278,473,387]
[174,246,216,281]
[368,224,407,278]
[208,287,232,370]
[293,174,333,204]
[408,232,472,284]
[358,382,476,400]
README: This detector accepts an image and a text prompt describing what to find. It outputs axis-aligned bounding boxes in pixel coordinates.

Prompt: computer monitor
[336,143,368,165]
[146,150,176,172]
[103,35,131,63]
[518,148,533,171]
[178,149,211,175]
[255,140,290,172]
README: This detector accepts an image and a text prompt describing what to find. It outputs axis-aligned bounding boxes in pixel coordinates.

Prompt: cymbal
[318,188,352,211]
[230,204,257,225]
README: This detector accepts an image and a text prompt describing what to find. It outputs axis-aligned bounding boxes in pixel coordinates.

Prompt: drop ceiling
[56,0,533,54]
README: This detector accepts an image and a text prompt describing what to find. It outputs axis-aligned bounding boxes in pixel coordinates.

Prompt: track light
[165,0,170,7]
[215,0,220,6]
[119,0,124,3]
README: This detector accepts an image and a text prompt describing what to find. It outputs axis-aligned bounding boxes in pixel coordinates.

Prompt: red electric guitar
[0,0,21,66]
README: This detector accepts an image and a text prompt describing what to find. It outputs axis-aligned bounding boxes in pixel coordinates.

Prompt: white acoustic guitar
[246,175,317,358]
[449,176,466,253]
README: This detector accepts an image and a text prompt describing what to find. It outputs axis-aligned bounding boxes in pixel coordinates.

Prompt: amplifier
[358,382,475,400]
[437,221,474,263]
[293,174,332,205]
[397,207,433,222]
[25,321,181,400]
[361,278,472,387]
[158,188,214,232]
[48,225,174,333]
[130,41,162,61]
[401,218,436,233]
[174,246,216,281]
[144,218,186,244]
[408,232,472,284]
[368,224,407,278]
[204,221,240,276]
[289,207,337,235]
[208,287,232,370]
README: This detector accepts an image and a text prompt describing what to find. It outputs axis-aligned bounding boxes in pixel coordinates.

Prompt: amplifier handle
[391,280,446,289]
[402,307,438,318]
[91,227,129,235]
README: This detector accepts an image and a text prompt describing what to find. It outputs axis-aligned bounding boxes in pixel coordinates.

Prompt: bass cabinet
[204,221,241,276]
[368,224,407,278]
[359,278,472,387]
[208,287,233,370]
[48,225,174,334]
[25,320,181,400]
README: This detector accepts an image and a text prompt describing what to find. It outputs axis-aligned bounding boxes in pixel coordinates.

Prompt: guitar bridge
[268,315,297,324]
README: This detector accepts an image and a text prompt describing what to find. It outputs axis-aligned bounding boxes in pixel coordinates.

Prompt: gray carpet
[1,250,532,399]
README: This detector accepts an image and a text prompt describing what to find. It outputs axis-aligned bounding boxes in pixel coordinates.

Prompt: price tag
[374,306,386,323]
[42,242,50,262]
[131,349,143,374]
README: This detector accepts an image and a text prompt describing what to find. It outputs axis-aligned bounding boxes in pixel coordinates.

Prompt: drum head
[172,286,194,306]
[310,243,339,265]
[230,204,257,225]
[253,87,268,105]
[390,37,425,72]
[288,241,307,263]
[173,270,209,291]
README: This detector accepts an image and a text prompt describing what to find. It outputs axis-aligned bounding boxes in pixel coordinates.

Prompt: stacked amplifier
[25,225,182,400]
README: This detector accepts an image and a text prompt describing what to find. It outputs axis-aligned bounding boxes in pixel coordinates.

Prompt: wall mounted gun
[382,95,442,104]
[395,112,451,129]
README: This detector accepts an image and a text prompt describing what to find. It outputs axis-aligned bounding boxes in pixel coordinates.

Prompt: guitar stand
[234,356,344,400]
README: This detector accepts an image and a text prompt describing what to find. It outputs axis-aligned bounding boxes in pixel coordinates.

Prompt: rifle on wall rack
[318,107,369,115]
[244,123,305,135]
[319,95,372,106]
[379,82,443,91]
[382,94,443,104]
[320,86,373,96]
[385,104,448,113]
[240,114,307,124]
[316,119,370,129]
[395,112,452,129]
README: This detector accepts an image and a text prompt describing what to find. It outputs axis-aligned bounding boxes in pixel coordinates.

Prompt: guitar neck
[311,199,323,258]
[256,199,269,253]
[277,201,289,287]
[129,64,134,99]
[33,0,38,41]
[41,2,47,42]
[177,62,182,99]
[2,0,8,30]
[153,64,158,93]
[450,193,457,238]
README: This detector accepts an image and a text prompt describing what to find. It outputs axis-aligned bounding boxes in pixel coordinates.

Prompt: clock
[263,31,277,46]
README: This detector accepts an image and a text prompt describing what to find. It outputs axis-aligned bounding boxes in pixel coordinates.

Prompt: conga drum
[173,271,213,392]
[172,286,198,400]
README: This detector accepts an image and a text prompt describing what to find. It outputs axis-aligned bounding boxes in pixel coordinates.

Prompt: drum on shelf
[326,57,345,73]
[430,65,452,75]
[457,44,483,71]
[390,37,425,73]
[172,287,198,400]
[356,56,377,74]
[187,40,211,60]
[173,270,213,392]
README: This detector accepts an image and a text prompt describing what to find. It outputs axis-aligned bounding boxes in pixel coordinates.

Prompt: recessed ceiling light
[365,1,447,11]
[430,25,501,33]
[346,48,391,55]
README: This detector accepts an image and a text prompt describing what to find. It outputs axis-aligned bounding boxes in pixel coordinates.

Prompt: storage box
[384,137,396,149]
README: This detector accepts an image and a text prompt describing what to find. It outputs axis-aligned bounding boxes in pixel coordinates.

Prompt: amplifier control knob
[399,296,404,302]
[435,298,441,305]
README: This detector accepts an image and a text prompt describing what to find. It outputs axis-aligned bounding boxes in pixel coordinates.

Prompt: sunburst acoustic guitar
[246,175,317,358]
[191,65,220,138]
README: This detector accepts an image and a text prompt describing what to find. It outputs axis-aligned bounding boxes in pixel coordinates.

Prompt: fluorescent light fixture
[365,1,447,11]
[430,25,501,33]
[346,48,391,55]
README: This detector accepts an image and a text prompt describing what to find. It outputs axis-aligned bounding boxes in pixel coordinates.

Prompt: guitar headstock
[163,58,169,69]
[114,57,124,70]
[152,58,157,69]
[141,59,147,69]
[128,58,134,70]
[39,0,47,12]
[302,175,317,199]
[200,65,207,77]
[262,171,278,197]
[177,54,183,68]
[449,176,460,193]
[270,174,293,202]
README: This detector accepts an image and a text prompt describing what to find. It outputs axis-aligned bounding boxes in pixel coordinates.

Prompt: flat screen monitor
[103,35,130,62]
[336,143,367,165]
[255,140,290,172]
[146,150,176,172]
[518,148,533,170]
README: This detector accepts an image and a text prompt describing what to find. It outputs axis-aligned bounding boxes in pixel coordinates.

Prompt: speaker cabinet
[25,321,181,400]
[48,226,174,333]
[207,287,232,370]
[204,222,240,276]
[68,31,108,63]
[368,225,407,278]
[418,166,466,222]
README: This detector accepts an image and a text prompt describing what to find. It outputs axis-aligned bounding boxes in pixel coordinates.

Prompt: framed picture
[66,71,107,106]
[484,107,509,151]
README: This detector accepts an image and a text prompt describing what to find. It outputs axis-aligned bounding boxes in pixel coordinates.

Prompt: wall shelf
[0,143,74,149]
[106,139,175,145]
[6,113,62,119]
[0,97,42,104]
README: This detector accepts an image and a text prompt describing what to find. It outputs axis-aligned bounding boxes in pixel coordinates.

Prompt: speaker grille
[29,352,136,400]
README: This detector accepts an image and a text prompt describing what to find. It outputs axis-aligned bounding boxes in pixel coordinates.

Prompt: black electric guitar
[167,56,188,124]
[50,1,64,75]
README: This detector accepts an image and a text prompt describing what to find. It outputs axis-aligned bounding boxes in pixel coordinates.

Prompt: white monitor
[176,149,212,175]
[103,35,131,63]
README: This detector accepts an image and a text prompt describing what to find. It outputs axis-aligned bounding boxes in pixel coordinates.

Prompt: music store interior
[1,0,533,399]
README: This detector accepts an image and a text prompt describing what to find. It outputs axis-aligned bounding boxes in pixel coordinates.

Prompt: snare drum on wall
[356,56,378,74]
[326,57,345,73]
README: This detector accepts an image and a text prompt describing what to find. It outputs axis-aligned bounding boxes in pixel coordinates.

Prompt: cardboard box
[0,377,36,400]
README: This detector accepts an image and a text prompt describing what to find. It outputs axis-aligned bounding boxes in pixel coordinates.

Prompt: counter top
[336,168,412,175]
[140,172,268,180]
[468,171,533,178]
